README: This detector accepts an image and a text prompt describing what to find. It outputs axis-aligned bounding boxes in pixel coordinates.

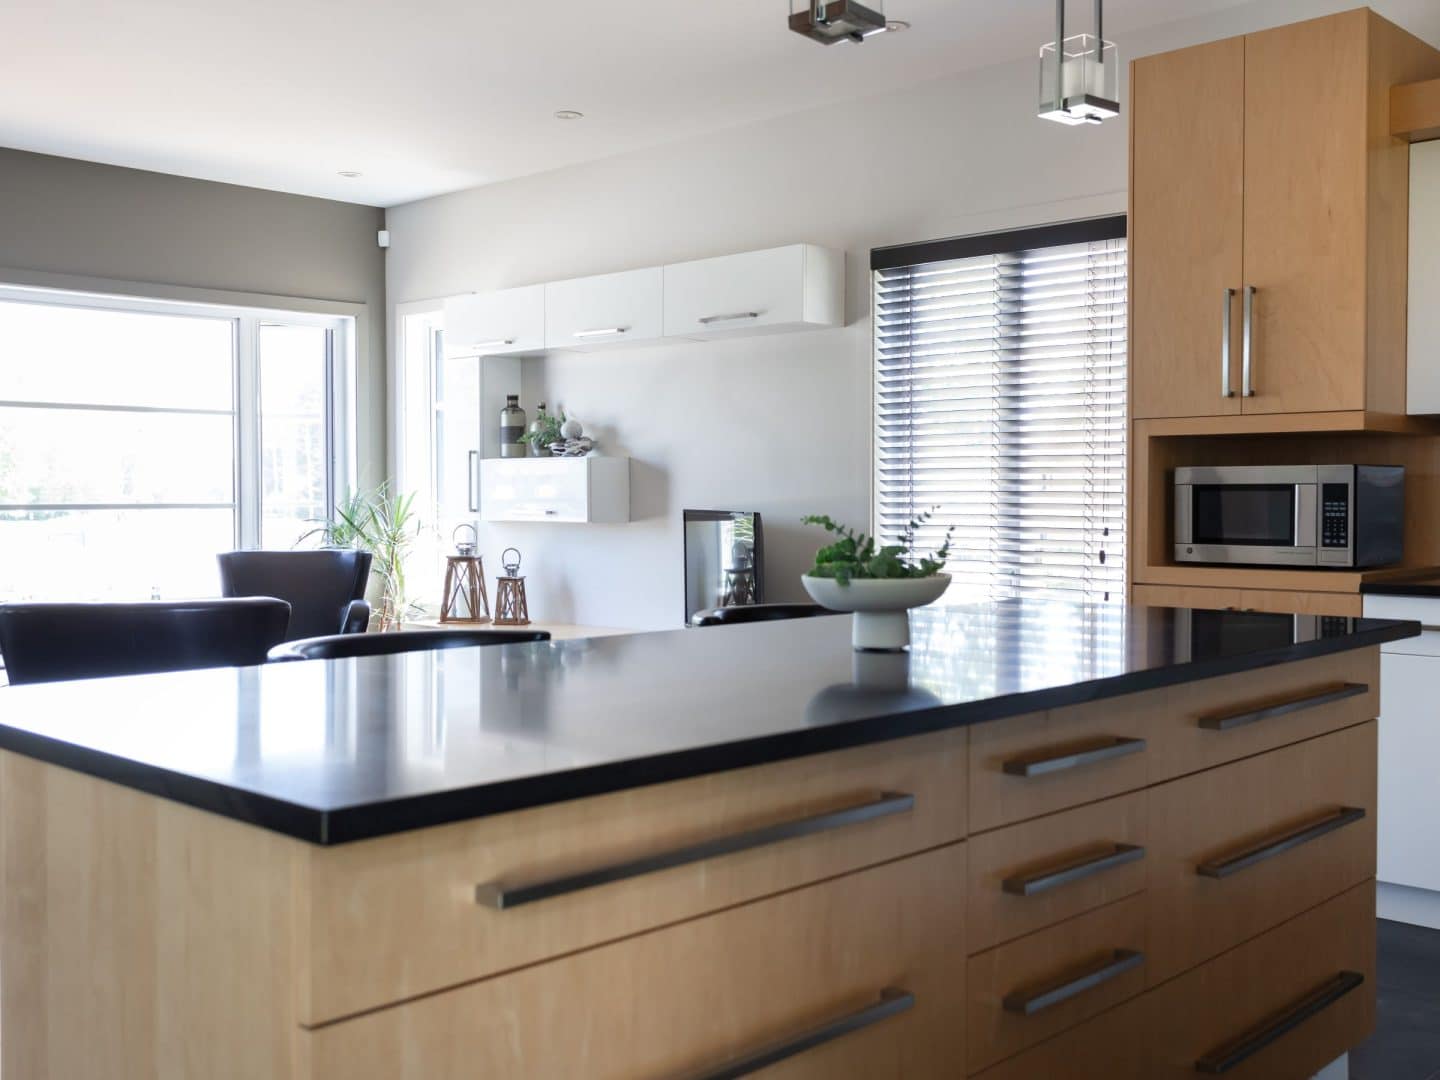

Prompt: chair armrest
[342,599,371,635]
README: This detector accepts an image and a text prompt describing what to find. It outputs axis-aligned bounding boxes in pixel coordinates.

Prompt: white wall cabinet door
[443,286,546,357]
[1377,649,1440,891]
[662,244,843,339]
[479,458,630,524]
[545,268,663,350]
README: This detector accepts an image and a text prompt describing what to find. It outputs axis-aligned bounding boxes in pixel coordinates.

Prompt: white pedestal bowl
[801,574,951,651]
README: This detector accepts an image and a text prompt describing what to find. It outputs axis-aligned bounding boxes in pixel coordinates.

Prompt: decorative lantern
[440,525,491,623]
[493,547,532,627]
[1038,0,1119,126]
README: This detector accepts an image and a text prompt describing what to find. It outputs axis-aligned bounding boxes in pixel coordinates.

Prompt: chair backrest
[0,598,292,685]
[689,602,829,628]
[218,550,372,640]
[268,628,552,662]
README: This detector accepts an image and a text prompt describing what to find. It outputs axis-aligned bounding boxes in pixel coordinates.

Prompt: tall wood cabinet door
[1130,38,1245,419]
[1241,11,1369,414]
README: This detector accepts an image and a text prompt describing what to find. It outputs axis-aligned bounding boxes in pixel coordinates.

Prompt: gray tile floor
[1352,919,1440,1080]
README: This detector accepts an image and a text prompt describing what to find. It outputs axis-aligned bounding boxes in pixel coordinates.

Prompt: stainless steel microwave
[1174,464,1404,568]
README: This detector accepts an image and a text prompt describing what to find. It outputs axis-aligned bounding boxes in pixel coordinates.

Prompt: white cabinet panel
[1376,651,1440,891]
[443,286,546,357]
[479,458,629,524]
[1363,593,1440,655]
[1410,142,1440,414]
[662,244,844,338]
[545,268,663,349]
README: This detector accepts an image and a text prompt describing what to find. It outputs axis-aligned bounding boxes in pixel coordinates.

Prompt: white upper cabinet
[544,267,664,350]
[479,457,630,524]
[443,285,546,357]
[662,244,844,339]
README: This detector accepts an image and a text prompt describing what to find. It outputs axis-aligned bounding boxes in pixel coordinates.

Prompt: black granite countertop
[0,600,1418,844]
[1361,575,1440,598]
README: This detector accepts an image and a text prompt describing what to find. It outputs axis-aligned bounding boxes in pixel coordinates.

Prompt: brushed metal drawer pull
[1196,807,1366,880]
[475,791,916,909]
[678,988,913,1080]
[1002,949,1143,1016]
[698,311,760,325]
[573,326,628,338]
[1194,970,1364,1074]
[1198,682,1369,732]
[1002,736,1146,778]
[1002,843,1145,897]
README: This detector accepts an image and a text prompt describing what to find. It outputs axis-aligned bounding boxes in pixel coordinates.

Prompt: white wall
[385,0,1440,631]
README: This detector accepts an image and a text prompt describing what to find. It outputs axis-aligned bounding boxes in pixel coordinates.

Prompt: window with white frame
[0,286,354,601]
[872,217,1127,604]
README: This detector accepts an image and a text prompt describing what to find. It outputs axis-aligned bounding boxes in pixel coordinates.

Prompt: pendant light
[789,0,887,45]
[1039,0,1119,125]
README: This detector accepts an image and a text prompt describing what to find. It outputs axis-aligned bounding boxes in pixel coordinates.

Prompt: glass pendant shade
[1039,2,1119,125]
[789,0,886,45]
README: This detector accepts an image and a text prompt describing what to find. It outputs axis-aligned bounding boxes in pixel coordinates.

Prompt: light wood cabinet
[1130,10,1440,420]
[1131,582,1363,617]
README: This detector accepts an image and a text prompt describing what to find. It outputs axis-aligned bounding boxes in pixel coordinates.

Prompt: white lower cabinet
[1364,592,1440,924]
[479,457,630,524]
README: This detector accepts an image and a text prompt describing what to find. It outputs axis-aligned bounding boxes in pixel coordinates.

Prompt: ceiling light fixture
[554,110,584,120]
[789,0,887,45]
[337,170,362,178]
[1038,0,1119,126]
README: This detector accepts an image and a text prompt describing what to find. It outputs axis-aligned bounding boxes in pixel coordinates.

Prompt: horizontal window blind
[873,223,1126,603]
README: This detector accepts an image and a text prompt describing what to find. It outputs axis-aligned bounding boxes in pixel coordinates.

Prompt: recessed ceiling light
[337,170,362,178]
[554,110,584,121]
[885,20,910,32]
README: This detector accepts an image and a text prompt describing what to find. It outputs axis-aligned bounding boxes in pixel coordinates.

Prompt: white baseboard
[1312,1052,1347,1080]
[1377,881,1440,930]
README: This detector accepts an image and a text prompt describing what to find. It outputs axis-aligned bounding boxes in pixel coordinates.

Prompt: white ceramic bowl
[801,573,951,650]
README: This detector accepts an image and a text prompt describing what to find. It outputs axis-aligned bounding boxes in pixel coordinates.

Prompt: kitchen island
[0,600,1418,1079]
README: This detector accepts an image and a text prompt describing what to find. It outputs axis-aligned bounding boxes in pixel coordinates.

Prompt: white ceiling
[1,0,1259,208]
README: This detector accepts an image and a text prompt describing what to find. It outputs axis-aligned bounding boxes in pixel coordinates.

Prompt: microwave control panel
[1321,483,1350,549]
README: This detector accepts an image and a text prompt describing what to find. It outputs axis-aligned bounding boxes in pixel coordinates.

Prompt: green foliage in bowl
[802,511,954,586]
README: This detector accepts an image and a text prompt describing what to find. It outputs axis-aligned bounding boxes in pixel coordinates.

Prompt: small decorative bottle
[499,395,527,459]
[528,402,549,458]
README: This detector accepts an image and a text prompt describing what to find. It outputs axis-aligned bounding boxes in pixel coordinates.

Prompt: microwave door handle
[1296,484,1318,549]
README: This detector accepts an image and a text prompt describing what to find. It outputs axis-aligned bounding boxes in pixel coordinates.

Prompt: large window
[872,217,1127,603]
[0,286,353,601]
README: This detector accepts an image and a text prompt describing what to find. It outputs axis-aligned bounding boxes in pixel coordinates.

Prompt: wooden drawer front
[1144,880,1375,1078]
[969,699,1153,833]
[302,845,966,1080]
[971,994,1150,1080]
[966,893,1148,1073]
[967,791,1147,953]
[1146,722,1376,984]
[299,729,966,1025]
[1147,646,1378,784]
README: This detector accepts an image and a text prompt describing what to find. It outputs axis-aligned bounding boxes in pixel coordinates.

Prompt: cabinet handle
[1196,806,1366,879]
[1002,736,1146,778]
[475,791,915,909]
[698,311,760,325]
[1221,288,1235,398]
[1002,949,1143,1016]
[1194,971,1364,1074]
[467,450,479,513]
[573,327,628,338]
[1241,285,1256,397]
[678,988,913,1080]
[1002,843,1145,897]
[469,338,516,350]
[1198,682,1369,732]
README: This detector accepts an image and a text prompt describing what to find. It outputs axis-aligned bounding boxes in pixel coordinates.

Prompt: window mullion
[235,316,260,550]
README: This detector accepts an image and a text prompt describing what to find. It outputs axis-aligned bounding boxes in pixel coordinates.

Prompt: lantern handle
[502,547,523,576]
[453,523,478,554]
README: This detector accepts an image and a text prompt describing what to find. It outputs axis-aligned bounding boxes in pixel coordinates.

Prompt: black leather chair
[218,550,372,640]
[689,602,830,627]
[268,627,551,662]
[0,598,291,685]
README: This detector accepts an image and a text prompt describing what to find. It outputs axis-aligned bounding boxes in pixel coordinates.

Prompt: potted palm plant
[303,485,422,631]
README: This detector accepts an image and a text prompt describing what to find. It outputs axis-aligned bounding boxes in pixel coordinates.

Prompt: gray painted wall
[387,0,1438,631]
[0,147,388,484]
